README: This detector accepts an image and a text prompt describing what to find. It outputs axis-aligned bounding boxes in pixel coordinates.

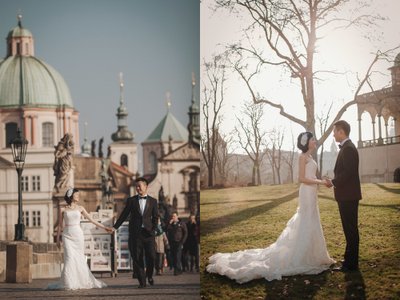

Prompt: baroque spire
[111,72,134,142]
[188,72,200,145]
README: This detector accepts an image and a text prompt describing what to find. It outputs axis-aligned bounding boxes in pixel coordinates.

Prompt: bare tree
[201,54,228,187]
[316,102,333,177]
[282,130,296,183]
[265,145,276,184]
[215,0,397,152]
[215,130,235,185]
[235,100,267,186]
[266,128,285,184]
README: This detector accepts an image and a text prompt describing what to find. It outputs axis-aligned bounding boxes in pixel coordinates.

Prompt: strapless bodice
[64,209,81,226]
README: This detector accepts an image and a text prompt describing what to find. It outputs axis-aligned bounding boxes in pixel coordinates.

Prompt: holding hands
[322,177,333,188]
[315,178,333,188]
[105,227,115,234]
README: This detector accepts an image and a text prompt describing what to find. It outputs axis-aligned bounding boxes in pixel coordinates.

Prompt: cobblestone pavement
[0,269,200,300]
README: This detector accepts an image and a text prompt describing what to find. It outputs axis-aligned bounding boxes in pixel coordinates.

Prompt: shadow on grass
[375,183,400,194]
[202,198,272,206]
[204,269,366,299]
[203,190,298,235]
[263,272,329,299]
[344,270,366,300]
[319,194,400,211]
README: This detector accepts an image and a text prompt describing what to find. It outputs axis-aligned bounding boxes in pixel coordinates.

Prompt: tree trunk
[319,145,325,178]
[252,163,256,186]
[208,160,214,187]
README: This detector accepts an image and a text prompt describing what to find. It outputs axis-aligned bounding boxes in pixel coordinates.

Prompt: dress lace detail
[207,158,335,283]
[46,210,107,290]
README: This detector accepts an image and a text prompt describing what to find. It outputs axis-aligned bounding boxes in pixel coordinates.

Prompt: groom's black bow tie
[139,196,147,200]
[338,144,343,149]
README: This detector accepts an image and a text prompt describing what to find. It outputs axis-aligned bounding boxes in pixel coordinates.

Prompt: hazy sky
[201,0,400,152]
[0,0,199,162]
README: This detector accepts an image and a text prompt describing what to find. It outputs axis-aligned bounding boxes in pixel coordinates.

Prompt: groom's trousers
[130,228,156,285]
[337,200,359,269]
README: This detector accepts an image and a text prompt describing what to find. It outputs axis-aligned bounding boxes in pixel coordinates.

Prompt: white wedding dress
[47,210,107,290]
[207,158,335,283]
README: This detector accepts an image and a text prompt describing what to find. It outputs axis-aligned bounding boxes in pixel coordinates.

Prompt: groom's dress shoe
[148,278,154,286]
[138,283,146,288]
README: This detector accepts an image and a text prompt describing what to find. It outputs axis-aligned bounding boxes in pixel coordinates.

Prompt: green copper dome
[0,56,73,108]
[7,26,33,39]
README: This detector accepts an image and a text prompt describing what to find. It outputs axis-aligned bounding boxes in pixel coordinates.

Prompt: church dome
[0,56,73,108]
[0,17,73,108]
[7,25,33,39]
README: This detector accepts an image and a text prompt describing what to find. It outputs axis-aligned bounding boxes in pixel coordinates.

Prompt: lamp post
[10,128,29,241]
[104,185,116,277]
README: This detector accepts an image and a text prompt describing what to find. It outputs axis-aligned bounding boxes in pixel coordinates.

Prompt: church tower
[141,93,188,176]
[188,73,200,145]
[109,73,138,174]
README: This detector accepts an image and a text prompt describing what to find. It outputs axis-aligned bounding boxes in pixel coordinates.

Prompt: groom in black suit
[326,120,362,271]
[112,177,158,288]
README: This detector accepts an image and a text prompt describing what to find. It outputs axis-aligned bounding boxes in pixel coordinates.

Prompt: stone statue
[91,140,96,157]
[53,133,74,193]
[99,137,104,158]
[158,186,165,203]
[173,194,178,210]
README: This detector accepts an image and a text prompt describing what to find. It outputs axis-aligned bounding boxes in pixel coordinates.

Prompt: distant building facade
[144,81,200,217]
[356,53,400,182]
[0,17,79,242]
[0,17,199,243]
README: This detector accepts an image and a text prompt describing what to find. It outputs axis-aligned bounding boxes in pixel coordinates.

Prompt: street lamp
[10,128,28,241]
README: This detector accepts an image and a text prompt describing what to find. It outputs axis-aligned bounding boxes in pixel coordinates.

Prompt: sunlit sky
[0,0,199,165]
[201,0,400,152]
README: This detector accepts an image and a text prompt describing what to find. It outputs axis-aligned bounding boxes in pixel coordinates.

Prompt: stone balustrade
[0,241,63,282]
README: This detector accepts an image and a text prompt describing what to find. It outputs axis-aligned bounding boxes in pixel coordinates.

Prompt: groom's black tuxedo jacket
[332,139,362,202]
[113,195,158,237]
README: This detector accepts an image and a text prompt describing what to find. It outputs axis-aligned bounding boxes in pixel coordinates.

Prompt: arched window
[5,122,18,148]
[121,154,128,167]
[149,151,157,174]
[42,122,54,147]
[16,41,21,55]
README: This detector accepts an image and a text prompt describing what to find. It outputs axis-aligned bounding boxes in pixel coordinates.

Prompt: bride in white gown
[207,132,335,283]
[47,188,109,290]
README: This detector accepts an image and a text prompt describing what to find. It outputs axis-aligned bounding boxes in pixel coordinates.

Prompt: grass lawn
[200,183,400,299]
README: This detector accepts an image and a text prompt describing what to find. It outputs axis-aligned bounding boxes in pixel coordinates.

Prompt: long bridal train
[207,158,335,283]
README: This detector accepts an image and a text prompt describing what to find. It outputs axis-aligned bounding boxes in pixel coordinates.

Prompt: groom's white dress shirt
[139,195,147,227]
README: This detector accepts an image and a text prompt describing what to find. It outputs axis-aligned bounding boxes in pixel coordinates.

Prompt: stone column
[68,116,71,133]
[23,116,29,142]
[6,242,33,283]
[377,115,383,145]
[31,116,37,146]
[385,120,389,139]
[372,119,376,145]
[63,115,67,136]
[358,117,363,148]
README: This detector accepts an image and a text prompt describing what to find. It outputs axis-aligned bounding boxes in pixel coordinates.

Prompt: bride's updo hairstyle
[64,188,79,205]
[297,132,313,153]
